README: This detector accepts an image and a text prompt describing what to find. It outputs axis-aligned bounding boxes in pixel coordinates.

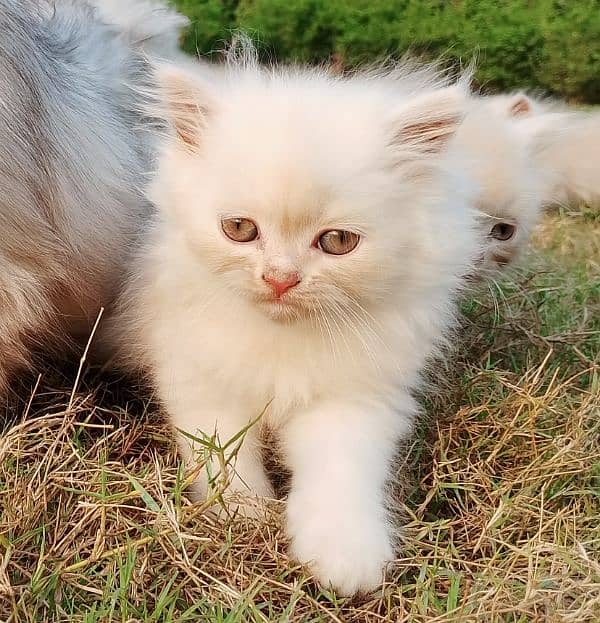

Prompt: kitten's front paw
[287,493,394,596]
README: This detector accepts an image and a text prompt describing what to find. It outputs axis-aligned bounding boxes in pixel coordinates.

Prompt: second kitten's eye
[317,230,360,255]
[221,217,259,243]
[490,223,516,241]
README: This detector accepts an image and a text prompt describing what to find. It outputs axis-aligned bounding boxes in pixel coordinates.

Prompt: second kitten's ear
[506,93,534,117]
[154,63,214,150]
[391,85,469,157]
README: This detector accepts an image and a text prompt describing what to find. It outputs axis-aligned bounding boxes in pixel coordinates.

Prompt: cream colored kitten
[489,92,600,208]
[523,111,600,209]
[110,56,480,596]
[454,100,547,273]
[465,92,600,274]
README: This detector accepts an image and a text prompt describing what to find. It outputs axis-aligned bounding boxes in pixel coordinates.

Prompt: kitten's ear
[506,93,534,117]
[154,63,213,150]
[392,85,468,156]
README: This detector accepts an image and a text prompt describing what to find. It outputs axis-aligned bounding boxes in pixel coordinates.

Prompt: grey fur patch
[0,0,156,389]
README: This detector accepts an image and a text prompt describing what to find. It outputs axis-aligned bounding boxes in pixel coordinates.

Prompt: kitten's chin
[254,297,307,324]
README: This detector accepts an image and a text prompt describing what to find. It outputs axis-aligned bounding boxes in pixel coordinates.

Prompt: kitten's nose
[262,272,301,298]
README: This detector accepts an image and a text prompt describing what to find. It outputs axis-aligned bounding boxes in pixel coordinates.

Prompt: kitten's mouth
[255,293,305,320]
[265,296,298,310]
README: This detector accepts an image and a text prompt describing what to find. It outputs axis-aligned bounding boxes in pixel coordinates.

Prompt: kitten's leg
[281,398,412,596]
[164,385,273,503]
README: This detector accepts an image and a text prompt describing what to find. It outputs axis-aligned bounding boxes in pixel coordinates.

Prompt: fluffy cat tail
[89,0,190,59]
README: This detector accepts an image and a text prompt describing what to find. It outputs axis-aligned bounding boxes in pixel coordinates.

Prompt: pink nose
[262,272,301,298]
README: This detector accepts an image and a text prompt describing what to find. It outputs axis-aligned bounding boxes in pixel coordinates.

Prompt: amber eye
[221,217,259,243]
[490,222,516,241]
[317,230,360,255]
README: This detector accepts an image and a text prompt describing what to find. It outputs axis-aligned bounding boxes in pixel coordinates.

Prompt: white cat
[455,99,547,273]
[461,92,600,274]
[109,53,481,596]
[488,92,600,209]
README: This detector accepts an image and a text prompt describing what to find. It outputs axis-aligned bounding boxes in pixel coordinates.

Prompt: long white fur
[526,111,600,208]
[490,92,600,208]
[109,53,482,595]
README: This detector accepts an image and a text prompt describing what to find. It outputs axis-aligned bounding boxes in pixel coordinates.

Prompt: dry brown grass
[1,210,598,622]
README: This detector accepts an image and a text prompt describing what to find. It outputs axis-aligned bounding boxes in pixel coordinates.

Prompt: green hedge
[172,0,600,103]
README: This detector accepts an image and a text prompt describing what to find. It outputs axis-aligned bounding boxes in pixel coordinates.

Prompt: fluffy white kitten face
[151,67,477,324]
[454,102,544,272]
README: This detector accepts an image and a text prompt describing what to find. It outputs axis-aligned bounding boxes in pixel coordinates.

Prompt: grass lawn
[1,208,598,622]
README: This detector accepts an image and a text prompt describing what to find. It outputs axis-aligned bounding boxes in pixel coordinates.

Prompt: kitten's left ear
[506,93,535,117]
[154,62,215,151]
[391,85,469,157]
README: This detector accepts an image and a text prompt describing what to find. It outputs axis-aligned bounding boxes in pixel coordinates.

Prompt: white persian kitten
[455,99,547,273]
[109,54,481,596]
[455,93,600,275]
[458,92,600,275]
[489,92,600,208]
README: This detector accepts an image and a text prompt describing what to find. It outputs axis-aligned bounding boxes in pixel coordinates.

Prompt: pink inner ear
[172,98,208,149]
[400,114,462,151]
[158,68,211,150]
[510,97,532,117]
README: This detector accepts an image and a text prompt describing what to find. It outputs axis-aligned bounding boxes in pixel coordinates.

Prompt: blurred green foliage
[172,0,600,103]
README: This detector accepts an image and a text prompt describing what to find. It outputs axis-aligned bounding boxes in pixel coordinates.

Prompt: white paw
[287,492,393,596]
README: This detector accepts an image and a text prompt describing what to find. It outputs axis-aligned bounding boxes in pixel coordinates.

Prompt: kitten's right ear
[391,84,470,158]
[154,63,213,150]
